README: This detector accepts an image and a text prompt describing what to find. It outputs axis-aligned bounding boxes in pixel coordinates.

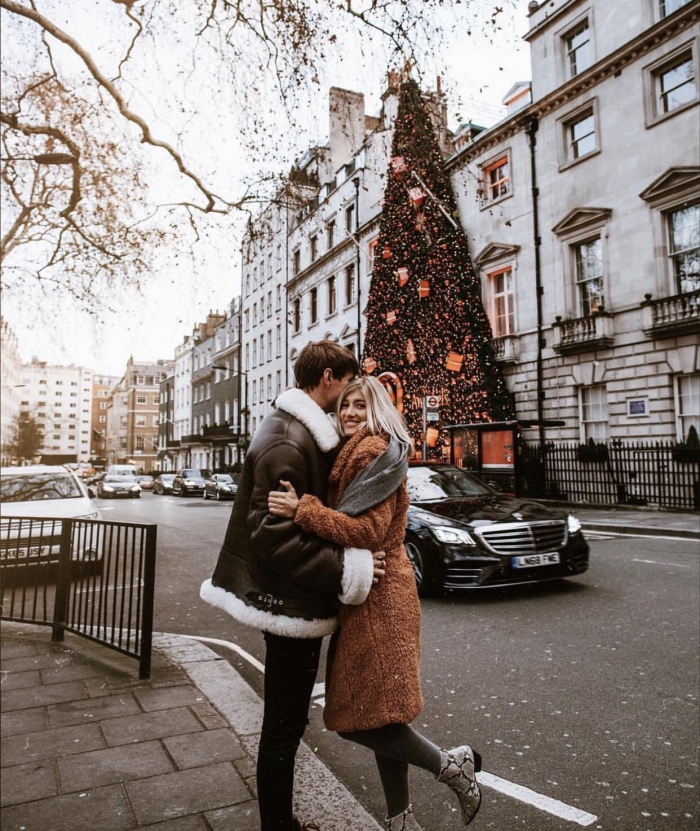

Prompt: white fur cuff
[338,547,374,605]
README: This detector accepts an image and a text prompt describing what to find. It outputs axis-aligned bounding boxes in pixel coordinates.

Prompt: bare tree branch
[1,0,227,212]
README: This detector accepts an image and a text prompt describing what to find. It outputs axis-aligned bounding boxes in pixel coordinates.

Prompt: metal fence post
[52,519,73,643]
[138,524,157,679]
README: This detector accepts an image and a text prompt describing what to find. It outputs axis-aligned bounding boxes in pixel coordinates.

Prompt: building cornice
[523,0,588,43]
[446,1,700,170]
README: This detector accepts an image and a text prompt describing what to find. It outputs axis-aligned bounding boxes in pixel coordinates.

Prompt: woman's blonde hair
[336,376,411,444]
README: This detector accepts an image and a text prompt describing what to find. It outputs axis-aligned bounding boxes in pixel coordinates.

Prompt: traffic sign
[424,395,440,409]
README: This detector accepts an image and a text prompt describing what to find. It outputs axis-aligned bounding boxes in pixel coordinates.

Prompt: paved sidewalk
[0,622,382,831]
[548,503,700,540]
[2,508,697,831]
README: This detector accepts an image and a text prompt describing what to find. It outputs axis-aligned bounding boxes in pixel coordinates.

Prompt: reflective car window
[182,470,211,478]
[0,472,83,502]
[104,475,135,483]
[217,475,234,483]
[407,467,492,501]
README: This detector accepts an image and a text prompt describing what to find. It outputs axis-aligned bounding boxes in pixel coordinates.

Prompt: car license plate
[511,552,560,569]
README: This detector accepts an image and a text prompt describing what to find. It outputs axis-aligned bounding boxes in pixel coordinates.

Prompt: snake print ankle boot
[437,745,482,825]
[384,803,423,831]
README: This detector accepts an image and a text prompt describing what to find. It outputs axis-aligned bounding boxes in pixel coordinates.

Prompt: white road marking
[477,771,598,826]
[585,529,698,542]
[180,637,599,825]
[632,558,692,567]
[177,633,265,673]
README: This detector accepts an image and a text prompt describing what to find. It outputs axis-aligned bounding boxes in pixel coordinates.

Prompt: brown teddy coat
[294,428,424,733]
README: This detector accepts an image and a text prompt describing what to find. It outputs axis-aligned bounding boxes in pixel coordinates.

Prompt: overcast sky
[4,2,531,378]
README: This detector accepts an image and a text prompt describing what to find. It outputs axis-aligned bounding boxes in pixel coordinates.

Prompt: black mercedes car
[404,464,589,594]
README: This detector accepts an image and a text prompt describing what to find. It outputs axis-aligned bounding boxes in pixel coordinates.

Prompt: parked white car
[0,465,103,581]
[0,465,102,520]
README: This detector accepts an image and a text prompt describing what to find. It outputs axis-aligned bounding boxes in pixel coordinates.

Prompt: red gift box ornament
[426,427,440,447]
[386,310,397,326]
[408,186,425,207]
[391,156,407,173]
[363,356,377,374]
[446,350,464,372]
[382,245,392,260]
[406,339,417,364]
[418,280,430,298]
[396,267,409,286]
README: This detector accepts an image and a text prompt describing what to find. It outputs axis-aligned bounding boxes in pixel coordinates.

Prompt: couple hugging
[200,340,481,831]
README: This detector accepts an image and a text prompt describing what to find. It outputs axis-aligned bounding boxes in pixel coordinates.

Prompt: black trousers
[257,631,323,831]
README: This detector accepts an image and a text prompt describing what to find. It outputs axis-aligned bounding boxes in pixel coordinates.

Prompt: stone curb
[153,633,383,831]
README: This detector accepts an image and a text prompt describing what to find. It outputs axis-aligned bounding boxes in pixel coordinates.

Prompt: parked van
[107,464,139,478]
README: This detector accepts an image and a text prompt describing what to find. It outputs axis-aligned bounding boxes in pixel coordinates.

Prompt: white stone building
[448,0,699,444]
[19,360,93,463]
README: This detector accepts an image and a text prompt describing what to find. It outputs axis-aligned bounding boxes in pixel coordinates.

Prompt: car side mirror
[87,486,97,499]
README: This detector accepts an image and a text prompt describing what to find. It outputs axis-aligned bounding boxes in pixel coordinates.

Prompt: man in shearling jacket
[200,340,378,831]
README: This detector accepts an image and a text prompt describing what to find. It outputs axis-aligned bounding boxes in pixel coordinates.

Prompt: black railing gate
[1,517,157,678]
[520,441,700,511]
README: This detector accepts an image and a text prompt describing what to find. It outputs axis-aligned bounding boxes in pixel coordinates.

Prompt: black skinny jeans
[257,632,323,831]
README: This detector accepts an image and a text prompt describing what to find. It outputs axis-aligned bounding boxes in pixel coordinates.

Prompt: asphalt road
[98,492,699,831]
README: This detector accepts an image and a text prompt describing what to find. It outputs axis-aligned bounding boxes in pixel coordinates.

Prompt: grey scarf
[336,436,409,517]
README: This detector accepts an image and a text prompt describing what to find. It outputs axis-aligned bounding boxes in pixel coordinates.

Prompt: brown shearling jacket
[200,389,375,638]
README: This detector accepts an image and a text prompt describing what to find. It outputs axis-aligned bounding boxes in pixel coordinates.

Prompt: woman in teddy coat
[268,376,482,831]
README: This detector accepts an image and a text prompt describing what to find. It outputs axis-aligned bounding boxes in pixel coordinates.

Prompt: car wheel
[216,490,222,501]
[203,490,209,500]
[180,488,187,497]
[404,538,433,597]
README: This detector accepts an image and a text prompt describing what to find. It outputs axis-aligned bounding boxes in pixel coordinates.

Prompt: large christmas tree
[362,77,514,456]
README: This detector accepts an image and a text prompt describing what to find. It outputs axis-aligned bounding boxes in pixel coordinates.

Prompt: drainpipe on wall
[525,116,548,468]
[353,176,362,357]
[285,203,290,388]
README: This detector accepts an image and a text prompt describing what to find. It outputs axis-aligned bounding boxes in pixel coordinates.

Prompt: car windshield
[217,475,234,483]
[407,466,492,502]
[0,472,83,502]
[104,475,135,483]
[160,475,175,481]
[182,470,211,478]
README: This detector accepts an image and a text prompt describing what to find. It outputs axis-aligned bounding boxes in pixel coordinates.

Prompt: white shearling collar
[275,388,340,453]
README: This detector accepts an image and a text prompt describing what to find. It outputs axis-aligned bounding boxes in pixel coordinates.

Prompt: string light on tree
[362,76,514,457]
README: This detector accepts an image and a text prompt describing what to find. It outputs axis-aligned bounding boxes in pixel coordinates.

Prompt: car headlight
[103,486,114,492]
[131,485,141,492]
[567,515,582,534]
[184,479,195,485]
[431,526,476,545]
[221,486,231,492]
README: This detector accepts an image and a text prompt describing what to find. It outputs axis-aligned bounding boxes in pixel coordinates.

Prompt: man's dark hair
[294,340,359,391]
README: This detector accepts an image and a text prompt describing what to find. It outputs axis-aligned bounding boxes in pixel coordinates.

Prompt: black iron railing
[519,441,700,510]
[0,517,156,678]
